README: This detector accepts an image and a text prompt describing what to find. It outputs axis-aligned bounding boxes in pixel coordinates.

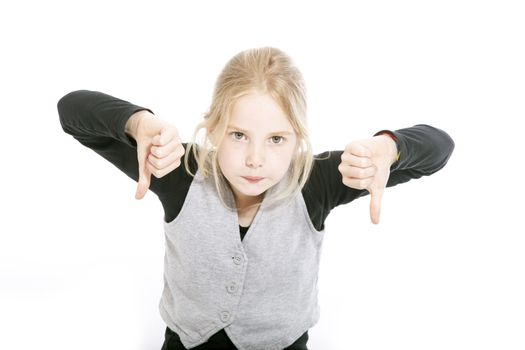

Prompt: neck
[235,194,263,212]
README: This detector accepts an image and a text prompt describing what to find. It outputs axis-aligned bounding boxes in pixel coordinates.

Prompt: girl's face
[217,92,297,208]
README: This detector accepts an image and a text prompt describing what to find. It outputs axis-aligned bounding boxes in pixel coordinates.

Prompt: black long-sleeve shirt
[57,90,454,232]
[57,89,455,348]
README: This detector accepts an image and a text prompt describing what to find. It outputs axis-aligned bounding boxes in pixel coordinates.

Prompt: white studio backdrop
[1,0,524,349]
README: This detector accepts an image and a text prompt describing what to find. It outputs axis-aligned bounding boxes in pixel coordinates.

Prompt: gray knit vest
[159,169,325,350]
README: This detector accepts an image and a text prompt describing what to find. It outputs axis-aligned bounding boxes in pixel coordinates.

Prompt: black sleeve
[57,90,196,216]
[302,124,455,231]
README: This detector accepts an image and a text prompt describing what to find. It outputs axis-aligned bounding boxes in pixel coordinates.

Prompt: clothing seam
[162,169,199,227]
[299,191,325,235]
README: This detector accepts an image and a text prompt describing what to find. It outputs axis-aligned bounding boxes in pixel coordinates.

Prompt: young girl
[57,47,454,350]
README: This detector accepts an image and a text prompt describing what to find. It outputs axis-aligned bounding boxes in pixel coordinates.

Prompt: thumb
[135,145,151,200]
[369,186,384,225]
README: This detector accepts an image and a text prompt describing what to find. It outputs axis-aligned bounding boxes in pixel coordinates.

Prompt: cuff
[374,129,401,170]
[117,107,155,147]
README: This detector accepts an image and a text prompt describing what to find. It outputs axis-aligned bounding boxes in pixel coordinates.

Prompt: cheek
[217,145,240,169]
[269,149,294,169]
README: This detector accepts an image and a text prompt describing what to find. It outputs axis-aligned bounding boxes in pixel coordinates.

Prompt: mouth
[242,176,264,183]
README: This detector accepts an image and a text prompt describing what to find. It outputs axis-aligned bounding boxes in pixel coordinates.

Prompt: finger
[341,176,374,190]
[148,142,185,170]
[369,186,384,225]
[147,158,182,178]
[135,146,152,200]
[340,152,373,168]
[338,163,376,179]
[150,138,184,159]
[148,149,183,173]
[345,142,372,158]
[136,167,151,199]
[154,126,179,146]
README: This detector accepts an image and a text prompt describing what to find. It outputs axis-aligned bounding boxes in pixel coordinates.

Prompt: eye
[231,131,245,141]
[271,136,285,144]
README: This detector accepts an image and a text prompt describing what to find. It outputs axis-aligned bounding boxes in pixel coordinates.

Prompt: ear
[207,131,222,152]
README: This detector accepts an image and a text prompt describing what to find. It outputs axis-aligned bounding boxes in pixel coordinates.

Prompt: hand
[338,134,397,224]
[126,111,185,200]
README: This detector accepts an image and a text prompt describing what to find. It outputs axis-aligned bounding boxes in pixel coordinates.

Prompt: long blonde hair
[184,47,321,212]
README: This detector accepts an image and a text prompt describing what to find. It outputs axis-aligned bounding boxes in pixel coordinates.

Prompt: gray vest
[159,169,325,350]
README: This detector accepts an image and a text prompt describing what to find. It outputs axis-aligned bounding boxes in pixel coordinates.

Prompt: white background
[1,1,524,349]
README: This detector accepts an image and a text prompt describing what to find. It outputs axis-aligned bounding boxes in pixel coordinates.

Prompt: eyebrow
[227,125,294,136]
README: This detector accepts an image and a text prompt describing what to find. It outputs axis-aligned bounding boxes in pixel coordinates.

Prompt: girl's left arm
[338,124,455,223]
[376,124,455,185]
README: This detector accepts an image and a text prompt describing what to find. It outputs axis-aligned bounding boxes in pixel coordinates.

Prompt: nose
[246,144,264,168]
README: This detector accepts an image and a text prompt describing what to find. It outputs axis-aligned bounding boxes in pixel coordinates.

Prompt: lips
[243,176,264,182]
[244,176,263,181]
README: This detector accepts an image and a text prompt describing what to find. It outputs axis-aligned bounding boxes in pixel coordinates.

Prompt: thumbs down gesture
[338,133,398,224]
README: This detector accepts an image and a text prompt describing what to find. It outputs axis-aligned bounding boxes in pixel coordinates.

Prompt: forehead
[229,92,293,133]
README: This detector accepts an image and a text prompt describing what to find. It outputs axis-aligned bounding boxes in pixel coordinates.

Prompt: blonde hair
[183,47,323,212]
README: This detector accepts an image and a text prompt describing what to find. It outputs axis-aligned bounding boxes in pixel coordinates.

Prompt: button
[226,283,237,293]
[220,311,230,322]
[232,256,242,265]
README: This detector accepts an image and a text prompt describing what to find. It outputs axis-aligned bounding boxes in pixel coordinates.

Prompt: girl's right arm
[57,89,185,199]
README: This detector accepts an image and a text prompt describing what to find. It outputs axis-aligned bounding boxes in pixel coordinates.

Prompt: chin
[237,182,269,196]
[239,187,266,197]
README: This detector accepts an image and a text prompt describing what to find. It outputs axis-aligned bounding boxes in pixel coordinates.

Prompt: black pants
[161,327,309,350]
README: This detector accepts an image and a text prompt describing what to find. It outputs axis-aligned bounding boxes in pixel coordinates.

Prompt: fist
[132,113,185,200]
[338,135,397,224]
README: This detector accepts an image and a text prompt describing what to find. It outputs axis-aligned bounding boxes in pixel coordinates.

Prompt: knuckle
[152,158,165,170]
[175,146,184,157]
[345,142,355,151]
[155,166,167,178]
[352,181,362,189]
[148,156,158,168]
